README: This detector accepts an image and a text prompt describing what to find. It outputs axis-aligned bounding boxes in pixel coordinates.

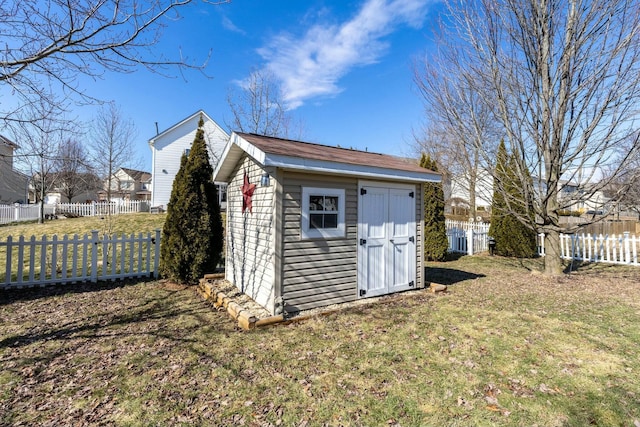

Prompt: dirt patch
[159,280,189,291]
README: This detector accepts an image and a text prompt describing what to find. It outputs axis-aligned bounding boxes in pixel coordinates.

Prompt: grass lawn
[0,213,167,239]
[1,255,639,426]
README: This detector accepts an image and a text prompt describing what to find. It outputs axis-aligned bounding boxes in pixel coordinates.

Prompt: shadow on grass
[424,266,485,286]
[0,281,231,353]
[0,277,158,306]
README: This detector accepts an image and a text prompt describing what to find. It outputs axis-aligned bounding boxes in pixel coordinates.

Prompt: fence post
[467,229,474,255]
[153,229,161,278]
[90,230,98,283]
[624,232,631,264]
[14,203,19,221]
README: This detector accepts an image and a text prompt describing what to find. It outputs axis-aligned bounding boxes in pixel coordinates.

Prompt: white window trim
[301,187,345,239]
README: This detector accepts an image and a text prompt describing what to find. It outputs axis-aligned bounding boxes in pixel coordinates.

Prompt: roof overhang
[214,133,441,184]
[148,110,221,147]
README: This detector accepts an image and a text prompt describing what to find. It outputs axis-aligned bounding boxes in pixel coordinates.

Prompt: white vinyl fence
[543,232,640,266]
[0,203,56,225]
[56,200,149,216]
[446,220,490,255]
[0,201,150,225]
[1,230,161,289]
[446,220,640,267]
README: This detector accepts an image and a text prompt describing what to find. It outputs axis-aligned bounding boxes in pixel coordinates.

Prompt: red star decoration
[241,171,256,213]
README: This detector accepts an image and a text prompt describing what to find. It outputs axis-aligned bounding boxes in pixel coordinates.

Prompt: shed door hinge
[359,238,367,245]
[360,188,367,195]
[360,289,366,296]
[409,191,414,198]
[409,236,414,243]
[409,281,415,287]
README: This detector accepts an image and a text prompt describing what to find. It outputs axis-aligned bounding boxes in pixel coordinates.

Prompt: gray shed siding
[225,155,275,312]
[280,171,359,313]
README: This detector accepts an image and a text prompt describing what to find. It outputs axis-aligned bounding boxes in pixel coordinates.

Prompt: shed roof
[214,132,441,184]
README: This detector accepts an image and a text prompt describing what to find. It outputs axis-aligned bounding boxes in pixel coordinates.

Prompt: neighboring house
[148,110,229,210]
[97,167,152,202]
[213,132,441,316]
[0,135,29,204]
[447,169,611,220]
[558,181,609,215]
[446,170,493,219]
[29,172,102,204]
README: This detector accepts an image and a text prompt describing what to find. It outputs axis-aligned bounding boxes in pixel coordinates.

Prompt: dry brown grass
[1,255,639,426]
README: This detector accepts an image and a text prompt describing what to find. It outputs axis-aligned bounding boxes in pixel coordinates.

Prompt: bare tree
[89,103,138,205]
[414,39,504,219]
[11,101,72,222]
[422,0,640,275]
[55,138,98,202]
[0,0,228,126]
[226,69,305,138]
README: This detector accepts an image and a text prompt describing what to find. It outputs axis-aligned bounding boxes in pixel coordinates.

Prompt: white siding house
[214,133,441,316]
[447,170,493,218]
[148,110,229,210]
[0,135,29,204]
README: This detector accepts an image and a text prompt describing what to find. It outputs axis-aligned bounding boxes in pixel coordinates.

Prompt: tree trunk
[544,229,563,275]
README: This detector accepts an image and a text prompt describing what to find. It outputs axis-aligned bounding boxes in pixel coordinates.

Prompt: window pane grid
[301,187,345,239]
[309,195,339,229]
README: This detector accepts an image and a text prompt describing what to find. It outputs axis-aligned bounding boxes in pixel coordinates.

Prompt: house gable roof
[148,110,229,147]
[118,167,152,182]
[0,134,18,149]
[214,132,441,183]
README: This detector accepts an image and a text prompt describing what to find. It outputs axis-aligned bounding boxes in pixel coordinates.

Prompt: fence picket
[5,236,12,283]
[137,233,143,274]
[28,236,36,283]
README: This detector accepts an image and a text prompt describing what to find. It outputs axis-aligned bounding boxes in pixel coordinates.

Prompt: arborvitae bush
[489,140,509,254]
[489,140,537,258]
[160,153,190,280]
[160,115,223,283]
[501,154,538,257]
[420,153,449,261]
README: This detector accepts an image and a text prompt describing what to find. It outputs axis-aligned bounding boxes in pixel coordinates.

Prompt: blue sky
[80,0,441,171]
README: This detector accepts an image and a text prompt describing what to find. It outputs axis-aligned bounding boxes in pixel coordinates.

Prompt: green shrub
[489,141,537,258]
[420,154,449,261]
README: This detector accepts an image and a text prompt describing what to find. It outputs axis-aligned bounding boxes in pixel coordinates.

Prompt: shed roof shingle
[236,133,437,175]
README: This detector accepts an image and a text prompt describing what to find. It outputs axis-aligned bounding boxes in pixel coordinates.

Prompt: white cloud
[221,15,246,35]
[257,0,433,109]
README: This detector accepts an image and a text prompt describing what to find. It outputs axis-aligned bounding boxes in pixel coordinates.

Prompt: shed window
[302,187,345,239]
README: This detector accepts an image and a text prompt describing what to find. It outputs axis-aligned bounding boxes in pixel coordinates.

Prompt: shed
[213,132,441,316]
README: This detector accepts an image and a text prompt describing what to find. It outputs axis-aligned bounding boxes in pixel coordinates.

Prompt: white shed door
[358,183,416,298]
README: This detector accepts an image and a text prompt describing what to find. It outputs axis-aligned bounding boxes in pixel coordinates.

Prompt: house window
[120,181,132,190]
[301,187,345,239]
[184,148,190,157]
[217,183,227,204]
